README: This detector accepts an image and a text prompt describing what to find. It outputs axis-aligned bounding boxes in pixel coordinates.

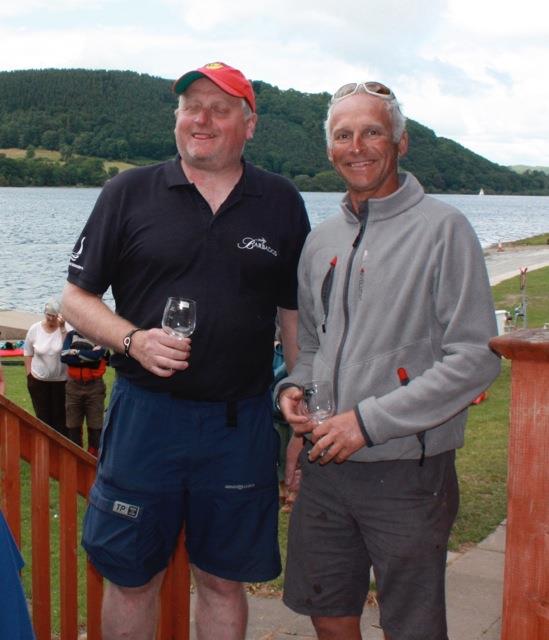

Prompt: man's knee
[311,615,362,640]
[102,572,165,639]
[104,570,165,610]
[192,565,244,598]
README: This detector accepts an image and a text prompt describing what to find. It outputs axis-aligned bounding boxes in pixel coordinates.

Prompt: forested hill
[0,68,547,194]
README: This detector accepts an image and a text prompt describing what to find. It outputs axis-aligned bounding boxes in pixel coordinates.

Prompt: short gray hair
[324,89,406,147]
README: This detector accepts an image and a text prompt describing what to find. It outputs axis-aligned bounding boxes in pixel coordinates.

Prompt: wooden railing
[490,328,549,640]
[0,393,190,640]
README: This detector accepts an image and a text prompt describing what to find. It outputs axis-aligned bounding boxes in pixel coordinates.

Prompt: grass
[1,261,549,610]
[0,147,138,174]
[491,268,549,328]
[500,232,549,247]
[0,147,62,161]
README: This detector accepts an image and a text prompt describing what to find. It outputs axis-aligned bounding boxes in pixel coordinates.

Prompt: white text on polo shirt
[237,237,278,256]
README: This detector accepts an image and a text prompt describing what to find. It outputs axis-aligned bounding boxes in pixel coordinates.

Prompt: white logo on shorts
[224,483,256,490]
[113,500,140,518]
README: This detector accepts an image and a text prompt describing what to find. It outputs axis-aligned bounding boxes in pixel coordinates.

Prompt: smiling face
[327,93,408,210]
[174,77,257,174]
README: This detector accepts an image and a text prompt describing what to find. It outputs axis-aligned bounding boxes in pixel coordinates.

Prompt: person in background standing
[61,329,109,456]
[23,299,67,435]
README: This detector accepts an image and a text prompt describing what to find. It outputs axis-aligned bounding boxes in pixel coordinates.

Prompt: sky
[1,0,548,167]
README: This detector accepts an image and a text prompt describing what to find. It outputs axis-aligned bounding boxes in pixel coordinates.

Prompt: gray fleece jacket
[280,172,501,462]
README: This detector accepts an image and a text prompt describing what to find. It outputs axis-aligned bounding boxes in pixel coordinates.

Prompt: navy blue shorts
[82,376,281,587]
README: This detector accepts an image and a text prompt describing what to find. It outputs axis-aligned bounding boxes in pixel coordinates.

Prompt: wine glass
[302,380,334,423]
[162,297,197,339]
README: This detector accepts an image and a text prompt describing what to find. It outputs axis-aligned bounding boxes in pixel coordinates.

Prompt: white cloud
[446,0,549,37]
[0,0,109,18]
[0,0,548,165]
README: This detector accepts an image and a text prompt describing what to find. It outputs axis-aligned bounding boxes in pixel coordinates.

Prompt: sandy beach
[1,245,549,339]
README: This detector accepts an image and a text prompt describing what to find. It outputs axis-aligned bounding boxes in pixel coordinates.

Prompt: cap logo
[205,63,225,70]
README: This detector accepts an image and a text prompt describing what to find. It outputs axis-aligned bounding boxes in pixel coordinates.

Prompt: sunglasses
[331,81,395,103]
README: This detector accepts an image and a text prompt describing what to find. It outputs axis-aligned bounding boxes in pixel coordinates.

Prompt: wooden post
[489,329,549,640]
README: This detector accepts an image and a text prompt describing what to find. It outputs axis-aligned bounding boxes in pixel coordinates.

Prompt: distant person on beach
[23,299,67,435]
[276,81,501,640]
[60,329,109,456]
[61,62,309,640]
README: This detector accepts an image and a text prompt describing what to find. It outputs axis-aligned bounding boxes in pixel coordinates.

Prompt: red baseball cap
[173,62,256,112]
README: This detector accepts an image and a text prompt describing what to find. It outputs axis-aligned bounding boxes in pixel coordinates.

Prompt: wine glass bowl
[302,380,334,423]
[162,297,196,339]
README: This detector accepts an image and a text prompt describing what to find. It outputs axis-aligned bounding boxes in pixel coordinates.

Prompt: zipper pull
[321,257,337,333]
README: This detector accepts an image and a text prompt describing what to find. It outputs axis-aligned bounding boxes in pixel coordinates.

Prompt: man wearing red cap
[62,62,310,639]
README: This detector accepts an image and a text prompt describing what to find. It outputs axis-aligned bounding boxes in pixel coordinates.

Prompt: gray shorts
[283,445,459,640]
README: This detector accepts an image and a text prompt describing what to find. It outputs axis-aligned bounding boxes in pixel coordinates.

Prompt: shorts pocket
[82,483,167,581]
[83,483,144,566]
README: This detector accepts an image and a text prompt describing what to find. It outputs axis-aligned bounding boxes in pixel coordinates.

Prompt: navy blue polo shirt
[67,157,310,401]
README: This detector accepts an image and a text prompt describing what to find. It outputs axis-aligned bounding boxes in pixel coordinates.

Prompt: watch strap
[123,328,145,358]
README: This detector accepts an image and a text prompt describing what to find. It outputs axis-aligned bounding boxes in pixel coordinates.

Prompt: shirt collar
[165,155,263,198]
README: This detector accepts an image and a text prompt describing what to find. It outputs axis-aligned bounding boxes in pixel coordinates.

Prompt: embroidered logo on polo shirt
[69,236,86,271]
[237,237,278,256]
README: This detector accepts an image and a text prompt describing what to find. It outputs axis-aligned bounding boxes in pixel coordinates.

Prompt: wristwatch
[123,328,145,358]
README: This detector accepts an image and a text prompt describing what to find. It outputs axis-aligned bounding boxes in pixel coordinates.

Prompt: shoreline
[2,244,549,339]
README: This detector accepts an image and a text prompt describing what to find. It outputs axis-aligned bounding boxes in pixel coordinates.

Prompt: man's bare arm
[61,282,191,378]
[277,307,298,373]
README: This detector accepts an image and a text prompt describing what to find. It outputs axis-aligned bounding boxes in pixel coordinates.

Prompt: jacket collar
[340,172,425,225]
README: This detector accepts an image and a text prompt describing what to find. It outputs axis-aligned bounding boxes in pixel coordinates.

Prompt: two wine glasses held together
[126,296,196,377]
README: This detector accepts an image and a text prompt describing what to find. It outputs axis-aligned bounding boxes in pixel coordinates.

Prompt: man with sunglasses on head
[276,81,500,639]
[62,62,310,640]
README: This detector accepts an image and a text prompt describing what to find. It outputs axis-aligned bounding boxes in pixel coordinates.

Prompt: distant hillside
[0,69,548,193]
[510,165,549,176]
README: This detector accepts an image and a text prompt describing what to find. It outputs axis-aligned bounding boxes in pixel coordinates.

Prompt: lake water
[1,186,548,313]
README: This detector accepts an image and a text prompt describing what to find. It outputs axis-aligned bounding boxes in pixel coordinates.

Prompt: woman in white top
[24,299,67,435]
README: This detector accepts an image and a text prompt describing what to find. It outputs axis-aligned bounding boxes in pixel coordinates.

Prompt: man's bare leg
[101,570,165,640]
[311,615,362,639]
[193,565,248,640]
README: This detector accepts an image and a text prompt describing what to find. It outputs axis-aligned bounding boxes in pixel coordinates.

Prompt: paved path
[485,244,549,285]
[188,524,506,639]
[0,309,41,340]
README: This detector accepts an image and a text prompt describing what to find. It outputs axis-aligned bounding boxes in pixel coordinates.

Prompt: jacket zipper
[333,206,369,410]
[321,257,338,333]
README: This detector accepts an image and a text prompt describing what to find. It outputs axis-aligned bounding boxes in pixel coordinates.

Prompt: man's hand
[279,386,313,435]
[308,410,366,464]
[129,328,191,377]
[284,434,304,509]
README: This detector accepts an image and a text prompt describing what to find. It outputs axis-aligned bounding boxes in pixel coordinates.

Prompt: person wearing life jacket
[61,329,109,456]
